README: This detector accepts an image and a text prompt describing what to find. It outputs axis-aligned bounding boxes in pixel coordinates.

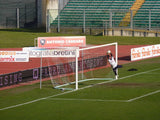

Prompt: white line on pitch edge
[127,89,160,102]
[0,68,160,111]
[145,73,160,74]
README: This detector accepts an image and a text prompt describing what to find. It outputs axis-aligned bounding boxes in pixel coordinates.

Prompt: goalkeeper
[107,50,122,79]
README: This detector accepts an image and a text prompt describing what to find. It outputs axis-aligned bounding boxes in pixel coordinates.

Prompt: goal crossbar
[79,42,118,63]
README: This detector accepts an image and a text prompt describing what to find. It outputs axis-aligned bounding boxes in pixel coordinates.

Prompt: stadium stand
[119,0,145,27]
[133,0,160,29]
[50,0,135,28]
[50,0,160,31]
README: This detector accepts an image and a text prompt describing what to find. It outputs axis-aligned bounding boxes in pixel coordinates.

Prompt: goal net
[78,42,118,81]
[41,42,118,90]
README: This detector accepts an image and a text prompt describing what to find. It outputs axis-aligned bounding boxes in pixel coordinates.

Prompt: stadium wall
[33,0,69,28]
[0,0,68,28]
[103,29,160,37]
[0,0,38,28]
[50,27,160,37]
[37,0,58,27]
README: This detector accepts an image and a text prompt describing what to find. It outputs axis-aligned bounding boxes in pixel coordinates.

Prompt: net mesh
[41,43,117,90]
[78,43,117,81]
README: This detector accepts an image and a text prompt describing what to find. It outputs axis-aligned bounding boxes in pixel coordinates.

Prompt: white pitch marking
[47,98,128,102]
[127,89,160,102]
[145,73,160,75]
[0,90,77,111]
[0,68,160,111]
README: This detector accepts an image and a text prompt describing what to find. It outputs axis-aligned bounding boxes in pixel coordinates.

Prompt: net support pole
[40,51,42,89]
[115,42,118,75]
[81,49,84,80]
[115,42,118,63]
[75,48,79,90]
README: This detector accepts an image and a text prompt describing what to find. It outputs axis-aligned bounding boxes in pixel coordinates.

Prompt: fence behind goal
[41,42,118,90]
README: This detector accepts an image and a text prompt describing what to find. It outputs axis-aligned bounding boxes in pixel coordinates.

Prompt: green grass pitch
[0,29,160,120]
[1,28,160,48]
[0,57,160,120]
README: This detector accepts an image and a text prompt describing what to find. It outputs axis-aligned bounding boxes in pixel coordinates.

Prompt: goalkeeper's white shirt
[108,56,117,69]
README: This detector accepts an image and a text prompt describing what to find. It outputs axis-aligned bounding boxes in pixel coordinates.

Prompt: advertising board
[0,51,29,62]
[37,36,86,47]
[0,55,107,88]
[131,44,160,61]
[23,47,79,58]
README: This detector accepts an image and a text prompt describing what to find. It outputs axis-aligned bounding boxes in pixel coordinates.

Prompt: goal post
[40,42,118,90]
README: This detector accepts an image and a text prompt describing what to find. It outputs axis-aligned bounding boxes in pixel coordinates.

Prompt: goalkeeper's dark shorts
[112,65,123,75]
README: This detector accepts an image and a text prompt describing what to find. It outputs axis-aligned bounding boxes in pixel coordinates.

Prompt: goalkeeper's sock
[115,75,118,80]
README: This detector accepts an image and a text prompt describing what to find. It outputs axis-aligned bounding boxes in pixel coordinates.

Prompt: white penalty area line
[127,89,160,102]
[0,68,160,111]
[145,73,160,75]
[47,98,128,102]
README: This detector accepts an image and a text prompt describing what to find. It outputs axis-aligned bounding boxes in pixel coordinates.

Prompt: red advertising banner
[37,36,86,48]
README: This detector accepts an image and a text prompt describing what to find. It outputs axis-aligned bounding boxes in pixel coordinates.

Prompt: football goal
[40,42,118,90]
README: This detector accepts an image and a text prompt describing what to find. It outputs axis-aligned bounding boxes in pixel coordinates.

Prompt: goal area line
[54,78,114,90]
